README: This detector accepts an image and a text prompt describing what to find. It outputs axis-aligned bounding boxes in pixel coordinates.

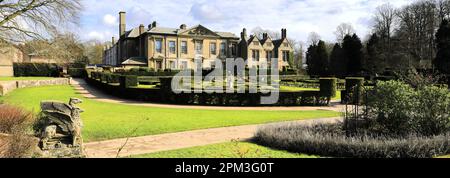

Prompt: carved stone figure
[37,98,84,157]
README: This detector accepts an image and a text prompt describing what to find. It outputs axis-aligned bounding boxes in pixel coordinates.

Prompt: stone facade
[103,11,294,71]
[0,43,23,77]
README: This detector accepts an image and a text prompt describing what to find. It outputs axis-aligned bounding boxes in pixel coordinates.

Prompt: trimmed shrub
[119,75,138,88]
[319,78,337,98]
[254,123,450,158]
[100,72,109,82]
[108,74,121,84]
[13,63,60,77]
[68,68,85,78]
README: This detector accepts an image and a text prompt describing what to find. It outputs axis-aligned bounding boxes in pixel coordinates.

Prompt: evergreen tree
[329,43,346,77]
[306,41,329,76]
[306,43,318,75]
[316,40,329,76]
[435,19,450,74]
[366,33,385,75]
[343,34,363,76]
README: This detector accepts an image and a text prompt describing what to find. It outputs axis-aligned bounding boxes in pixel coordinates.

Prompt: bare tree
[307,32,321,45]
[437,0,450,20]
[250,27,281,40]
[0,0,82,44]
[373,3,397,44]
[19,32,84,64]
[334,23,355,43]
[83,40,105,64]
[397,0,438,64]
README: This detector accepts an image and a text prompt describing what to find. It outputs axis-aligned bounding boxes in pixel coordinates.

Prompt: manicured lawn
[0,85,341,142]
[280,86,342,100]
[131,142,319,158]
[0,77,53,81]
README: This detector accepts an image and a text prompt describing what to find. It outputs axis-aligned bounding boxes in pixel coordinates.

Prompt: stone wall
[0,78,71,96]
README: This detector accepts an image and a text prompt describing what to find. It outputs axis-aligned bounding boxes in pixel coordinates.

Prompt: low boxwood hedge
[67,68,86,78]
[119,75,138,88]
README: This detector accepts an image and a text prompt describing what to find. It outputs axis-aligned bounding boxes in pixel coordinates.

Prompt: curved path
[71,78,345,112]
[84,117,342,158]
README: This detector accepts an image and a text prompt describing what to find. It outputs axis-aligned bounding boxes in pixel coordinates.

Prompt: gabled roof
[247,35,261,46]
[123,27,141,38]
[273,38,292,48]
[259,36,273,46]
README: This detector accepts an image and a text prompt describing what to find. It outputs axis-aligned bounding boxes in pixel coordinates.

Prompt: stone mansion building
[103,11,294,71]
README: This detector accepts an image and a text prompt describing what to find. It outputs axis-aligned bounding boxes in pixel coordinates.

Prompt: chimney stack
[139,24,145,35]
[241,28,247,39]
[112,37,115,44]
[119,11,126,36]
[281,28,287,39]
[263,33,268,40]
[152,21,157,28]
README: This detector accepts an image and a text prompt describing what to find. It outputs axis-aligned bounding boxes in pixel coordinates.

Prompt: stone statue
[37,98,84,157]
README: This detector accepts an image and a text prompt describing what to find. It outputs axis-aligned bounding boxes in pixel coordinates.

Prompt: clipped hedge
[13,63,60,77]
[85,76,330,106]
[119,75,138,88]
[319,78,337,98]
[68,68,86,78]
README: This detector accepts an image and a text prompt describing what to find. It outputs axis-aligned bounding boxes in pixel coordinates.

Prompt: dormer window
[284,43,289,47]
[253,41,259,46]
[266,43,272,47]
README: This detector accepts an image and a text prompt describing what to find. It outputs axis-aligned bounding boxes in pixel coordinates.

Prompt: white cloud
[80,0,413,43]
[103,14,118,26]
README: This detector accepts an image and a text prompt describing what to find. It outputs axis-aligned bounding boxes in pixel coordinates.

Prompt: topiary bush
[67,68,85,78]
[119,75,138,88]
[107,74,121,84]
[319,78,337,104]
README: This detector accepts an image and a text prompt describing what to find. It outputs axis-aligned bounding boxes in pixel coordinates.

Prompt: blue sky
[78,0,412,43]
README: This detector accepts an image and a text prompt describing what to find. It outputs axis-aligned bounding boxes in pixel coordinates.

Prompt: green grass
[280,86,341,100]
[131,142,319,158]
[0,85,341,142]
[0,77,53,81]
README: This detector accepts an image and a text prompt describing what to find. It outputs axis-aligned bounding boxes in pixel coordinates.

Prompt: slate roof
[121,24,239,39]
